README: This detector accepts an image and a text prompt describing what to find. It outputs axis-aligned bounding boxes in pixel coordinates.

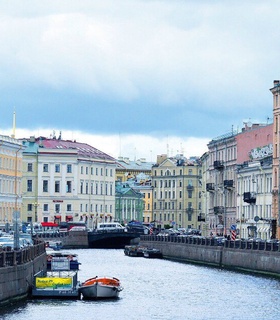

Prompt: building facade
[0,135,23,227]
[206,132,237,236]
[236,156,273,240]
[115,181,144,224]
[21,136,116,228]
[151,154,202,230]
[271,80,280,239]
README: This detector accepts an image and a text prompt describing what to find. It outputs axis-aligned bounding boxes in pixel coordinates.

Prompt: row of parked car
[156,228,202,237]
[0,231,33,250]
[154,230,280,246]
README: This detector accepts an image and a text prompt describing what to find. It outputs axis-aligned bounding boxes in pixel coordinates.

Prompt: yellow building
[151,154,202,230]
[0,135,23,227]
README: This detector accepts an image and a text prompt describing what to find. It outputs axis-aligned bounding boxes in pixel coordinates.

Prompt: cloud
[0,0,276,141]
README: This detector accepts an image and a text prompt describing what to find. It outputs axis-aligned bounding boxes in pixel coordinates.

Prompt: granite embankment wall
[140,236,280,278]
[0,241,46,307]
[36,230,88,249]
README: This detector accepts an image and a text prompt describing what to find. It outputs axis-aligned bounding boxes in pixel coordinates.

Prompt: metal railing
[140,235,280,252]
[0,239,45,268]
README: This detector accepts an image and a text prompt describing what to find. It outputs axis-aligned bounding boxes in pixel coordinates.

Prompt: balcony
[206,183,215,192]
[224,180,234,189]
[187,185,194,190]
[186,208,194,214]
[198,213,205,222]
[213,160,224,170]
[243,192,256,204]
[214,206,224,214]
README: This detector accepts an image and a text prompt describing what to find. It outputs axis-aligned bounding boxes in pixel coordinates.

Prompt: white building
[236,157,273,240]
[21,136,116,227]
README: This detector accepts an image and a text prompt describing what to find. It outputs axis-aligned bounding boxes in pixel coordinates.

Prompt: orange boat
[79,276,123,299]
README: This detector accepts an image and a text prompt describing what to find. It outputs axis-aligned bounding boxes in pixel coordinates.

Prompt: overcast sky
[0,1,277,161]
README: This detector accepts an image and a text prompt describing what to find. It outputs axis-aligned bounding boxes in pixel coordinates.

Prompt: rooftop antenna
[11,110,16,138]
[119,132,122,157]
[167,135,169,157]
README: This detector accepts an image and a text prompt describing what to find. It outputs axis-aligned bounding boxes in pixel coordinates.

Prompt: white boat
[79,276,123,299]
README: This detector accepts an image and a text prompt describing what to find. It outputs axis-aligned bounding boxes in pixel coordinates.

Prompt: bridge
[88,230,142,248]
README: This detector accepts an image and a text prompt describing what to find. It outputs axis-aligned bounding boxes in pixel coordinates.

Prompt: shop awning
[54,215,61,219]
[41,222,59,227]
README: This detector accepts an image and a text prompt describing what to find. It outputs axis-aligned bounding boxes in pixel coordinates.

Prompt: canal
[1,249,280,320]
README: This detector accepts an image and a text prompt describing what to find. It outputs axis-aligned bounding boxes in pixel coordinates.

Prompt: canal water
[1,249,280,320]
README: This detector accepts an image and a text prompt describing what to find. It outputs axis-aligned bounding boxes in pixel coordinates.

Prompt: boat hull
[79,277,122,299]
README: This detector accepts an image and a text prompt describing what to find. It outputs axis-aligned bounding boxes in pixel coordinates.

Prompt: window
[27,204,32,211]
[101,168,103,176]
[86,182,89,194]
[86,167,88,174]
[66,181,72,193]
[55,181,60,193]
[43,164,48,172]
[80,182,83,194]
[55,164,60,173]
[96,168,98,175]
[43,204,48,211]
[27,180,32,192]
[110,169,113,177]
[81,166,83,174]
[55,204,60,213]
[27,163,33,172]
[67,204,72,211]
[67,164,72,173]
[43,180,48,192]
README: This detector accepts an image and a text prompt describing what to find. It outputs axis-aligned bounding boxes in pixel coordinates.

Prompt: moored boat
[124,245,147,257]
[143,248,163,259]
[79,276,123,299]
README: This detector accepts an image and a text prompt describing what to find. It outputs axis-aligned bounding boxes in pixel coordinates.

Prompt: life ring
[47,255,52,262]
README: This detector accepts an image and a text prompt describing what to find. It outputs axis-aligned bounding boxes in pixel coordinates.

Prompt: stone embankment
[140,235,280,278]
[0,240,46,307]
[35,230,88,248]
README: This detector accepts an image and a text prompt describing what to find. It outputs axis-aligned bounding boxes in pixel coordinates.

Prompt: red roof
[35,137,115,161]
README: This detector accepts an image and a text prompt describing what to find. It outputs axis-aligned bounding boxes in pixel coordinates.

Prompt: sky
[0,0,277,161]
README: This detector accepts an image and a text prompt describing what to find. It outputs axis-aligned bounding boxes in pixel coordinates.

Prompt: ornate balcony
[198,213,205,222]
[186,208,194,214]
[224,180,234,189]
[206,183,215,192]
[214,160,224,170]
[243,192,256,204]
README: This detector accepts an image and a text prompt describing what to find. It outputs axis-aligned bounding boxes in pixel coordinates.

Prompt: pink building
[236,123,273,164]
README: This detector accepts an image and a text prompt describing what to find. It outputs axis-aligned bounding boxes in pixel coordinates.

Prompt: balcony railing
[206,183,215,192]
[187,185,194,190]
[213,206,224,214]
[186,208,194,214]
[198,213,206,222]
[214,160,224,170]
[224,180,234,189]
[243,192,256,204]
